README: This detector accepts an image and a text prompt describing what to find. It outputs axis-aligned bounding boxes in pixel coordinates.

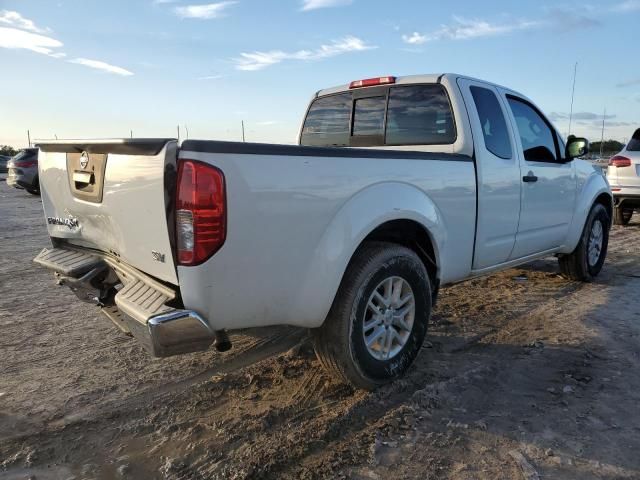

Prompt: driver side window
[507,97,558,162]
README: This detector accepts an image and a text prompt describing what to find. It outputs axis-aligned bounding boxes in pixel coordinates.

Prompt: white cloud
[0,10,47,33]
[0,10,131,77]
[235,36,375,71]
[0,27,64,56]
[402,16,538,44]
[197,74,224,80]
[256,120,278,126]
[549,111,616,122]
[301,0,352,11]
[175,1,237,19]
[69,58,134,76]
[401,32,427,45]
[611,0,640,12]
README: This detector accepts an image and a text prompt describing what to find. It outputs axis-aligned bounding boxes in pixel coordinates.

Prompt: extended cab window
[385,85,455,145]
[507,97,558,162]
[470,86,512,159]
[300,93,351,146]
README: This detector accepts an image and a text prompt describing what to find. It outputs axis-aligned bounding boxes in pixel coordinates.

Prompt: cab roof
[314,73,511,98]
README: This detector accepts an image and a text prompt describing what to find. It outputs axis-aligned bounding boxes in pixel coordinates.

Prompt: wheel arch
[290,182,446,328]
[561,171,612,254]
[594,191,613,225]
[359,219,440,304]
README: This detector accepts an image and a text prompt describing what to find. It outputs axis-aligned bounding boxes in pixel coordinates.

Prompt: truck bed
[37,138,476,332]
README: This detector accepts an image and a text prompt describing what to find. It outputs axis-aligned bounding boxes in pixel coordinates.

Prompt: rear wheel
[558,203,609,281]
[26,175,40,195]
[312,242,431,390]
[613,206,633,226]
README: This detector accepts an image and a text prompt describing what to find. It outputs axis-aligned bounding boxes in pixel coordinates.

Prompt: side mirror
[565,137,589,160]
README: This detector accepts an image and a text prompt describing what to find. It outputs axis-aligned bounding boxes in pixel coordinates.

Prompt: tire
[27,176,40,196]
[613,206,633,226]
[312,241,431,390]
[558,203,609,281]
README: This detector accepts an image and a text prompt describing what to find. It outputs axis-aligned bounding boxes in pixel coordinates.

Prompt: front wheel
[312,242,431,390]
[613,206,633,226]
[558,203,610,281]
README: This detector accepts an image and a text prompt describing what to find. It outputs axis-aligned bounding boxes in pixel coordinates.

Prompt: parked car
[33,74,611,390]
[607,128,640,225]
[7,148,40,195]
[0,154,11,174]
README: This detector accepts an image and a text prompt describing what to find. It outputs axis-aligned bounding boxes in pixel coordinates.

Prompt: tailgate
[37,139,179,285]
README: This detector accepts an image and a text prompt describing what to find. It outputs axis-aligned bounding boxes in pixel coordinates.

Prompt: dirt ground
[1,180,639,480]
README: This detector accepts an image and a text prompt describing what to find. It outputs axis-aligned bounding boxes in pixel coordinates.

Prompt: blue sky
[1,0,639,148]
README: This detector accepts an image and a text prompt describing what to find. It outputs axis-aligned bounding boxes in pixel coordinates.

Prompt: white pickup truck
[34,74,611,390]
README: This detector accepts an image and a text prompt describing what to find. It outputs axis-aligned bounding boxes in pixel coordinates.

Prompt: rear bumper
[6,174,25,189]
[6,169,37,190]
[147,310,215,356]
[33,246,216,357]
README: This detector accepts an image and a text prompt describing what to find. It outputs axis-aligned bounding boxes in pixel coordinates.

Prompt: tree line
[0,145,19,157]
[588,139,625,156]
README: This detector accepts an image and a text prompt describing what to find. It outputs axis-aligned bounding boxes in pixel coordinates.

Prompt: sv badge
[151,251,165,263]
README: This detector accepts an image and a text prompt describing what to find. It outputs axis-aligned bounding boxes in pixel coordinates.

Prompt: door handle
[73,171,95,189]
[522,174,538,183]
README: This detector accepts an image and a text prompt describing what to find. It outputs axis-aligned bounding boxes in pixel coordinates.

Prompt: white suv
[608,129,640,225]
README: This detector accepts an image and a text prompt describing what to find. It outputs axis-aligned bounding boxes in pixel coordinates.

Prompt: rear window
[300,93,351,146]
[385,85,456,145]
[628,129,640,151]
[300,84,456,147]
[13,150,37,161]
[353,97,385,136]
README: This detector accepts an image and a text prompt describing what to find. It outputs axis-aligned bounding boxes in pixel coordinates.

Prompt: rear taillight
[608,155,632,167]
[176,160,226,266]
[349,76,396,89]
[13,160,37,168]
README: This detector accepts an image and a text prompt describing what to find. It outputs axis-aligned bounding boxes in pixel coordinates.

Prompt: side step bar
[34,247,224,357]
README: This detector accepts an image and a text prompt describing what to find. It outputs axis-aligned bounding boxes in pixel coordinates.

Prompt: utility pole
[185,125,189,140]
[568,62,578,137]
[241,120,245,142]
[177,125,180,143]
[600,108,606,158]
[27,129,31,147]
[130,130,133,138]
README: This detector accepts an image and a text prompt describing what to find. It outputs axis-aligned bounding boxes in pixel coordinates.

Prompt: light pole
[568,62,578,137]
[599,108,606,159]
